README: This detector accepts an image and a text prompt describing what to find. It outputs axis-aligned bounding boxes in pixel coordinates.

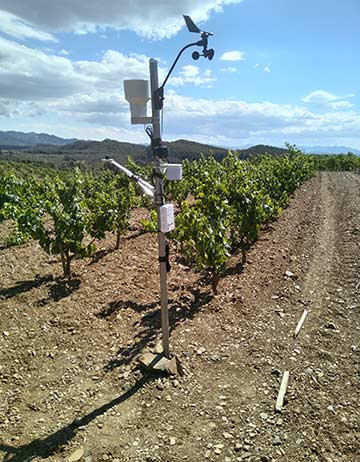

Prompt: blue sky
[0,0,359,148]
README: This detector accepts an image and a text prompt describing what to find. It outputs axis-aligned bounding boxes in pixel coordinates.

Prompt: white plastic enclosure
[159,204,175,233]
[123,79,151,124]
[166,164,182,181]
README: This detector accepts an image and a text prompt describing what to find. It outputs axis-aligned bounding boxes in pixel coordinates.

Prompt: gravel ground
[0,171,359,462]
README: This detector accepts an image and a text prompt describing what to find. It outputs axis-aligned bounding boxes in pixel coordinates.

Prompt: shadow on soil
[0,374,154,462]
[125,230,147,240]
[103,287,212,371]
[97,300,159,318]
[88,248,113,265]
[0,274,53,300]
[223,260,245,277]
[0,275,81,305]
[36,277,81,306]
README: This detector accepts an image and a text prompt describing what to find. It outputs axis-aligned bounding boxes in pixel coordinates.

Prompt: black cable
[145,125,153,140]
[160,40,201,89]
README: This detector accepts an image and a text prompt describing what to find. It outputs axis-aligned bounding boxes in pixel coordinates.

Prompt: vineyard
[1,147,317,287]
[2,149,359,290]
[1,150,360,462]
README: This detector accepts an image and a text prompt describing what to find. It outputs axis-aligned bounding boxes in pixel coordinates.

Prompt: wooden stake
[294,309,308,338]
[275,371,289,412]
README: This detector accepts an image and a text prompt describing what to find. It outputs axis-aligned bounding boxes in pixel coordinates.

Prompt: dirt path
[0,172,359,462]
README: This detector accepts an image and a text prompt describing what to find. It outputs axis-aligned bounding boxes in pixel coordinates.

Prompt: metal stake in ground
[149,58,170,359]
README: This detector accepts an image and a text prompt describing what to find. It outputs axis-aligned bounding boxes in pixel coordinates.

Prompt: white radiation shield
[123,79,151,125]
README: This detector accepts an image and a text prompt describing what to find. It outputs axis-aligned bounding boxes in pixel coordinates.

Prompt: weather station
[104,15,215,374]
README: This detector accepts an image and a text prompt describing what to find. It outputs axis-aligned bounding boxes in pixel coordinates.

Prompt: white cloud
[220,66,237,73]
[0,99,42,117]
[0,37,151,100]
[169,64,216,87]
[1,37,359,149]
[143,91,353,145]
[220,50,246,61]
[302,89,354,110]
[54,92,128,116]
[3,86,360,147]
[0,10,56,42]
[0,37,95,99]
[157,93,360,147]
[180,65,200,78]
[302,90,338,104]
[328,100,353,109]
[0,0,242,39]
[254,63,271,73]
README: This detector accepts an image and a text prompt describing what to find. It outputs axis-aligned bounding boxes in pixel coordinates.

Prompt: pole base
[139,352,182,375]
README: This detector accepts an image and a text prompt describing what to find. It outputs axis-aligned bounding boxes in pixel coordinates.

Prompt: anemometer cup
[192,51,200,60]
[205,48,215,60]
[192,48,214,61]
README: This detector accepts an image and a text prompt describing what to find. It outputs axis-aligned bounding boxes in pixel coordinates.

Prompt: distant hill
[166,139,229,162]
[238,144,288,159]
[0,130,289,165]
[24,138,230,164]
[0,130,77,149]
[58,139,147,159]
[32,139,287,163]
[2,131,359,159]
[165,141,287,161]
[301,145,360,155]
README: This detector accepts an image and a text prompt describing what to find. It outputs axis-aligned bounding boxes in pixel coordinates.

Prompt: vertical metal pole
[149,58,170,359]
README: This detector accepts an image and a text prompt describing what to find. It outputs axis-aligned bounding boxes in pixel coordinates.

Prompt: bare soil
[0,172,359,462]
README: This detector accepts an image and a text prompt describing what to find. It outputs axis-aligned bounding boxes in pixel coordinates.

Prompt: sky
[0,0,359,149]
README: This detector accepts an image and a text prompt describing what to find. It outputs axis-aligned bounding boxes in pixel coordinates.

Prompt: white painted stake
[275,371,289,412]
[294,309,308,338]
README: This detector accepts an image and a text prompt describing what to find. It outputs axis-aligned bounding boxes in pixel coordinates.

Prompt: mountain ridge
[300,145,360,155]
[0,130,77,149]
[1,131,359,165]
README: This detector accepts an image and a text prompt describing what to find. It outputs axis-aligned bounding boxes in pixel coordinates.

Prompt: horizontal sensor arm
[102,158,155,198]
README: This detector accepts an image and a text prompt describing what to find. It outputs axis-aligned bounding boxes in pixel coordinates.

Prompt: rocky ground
[0,171,359,462]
